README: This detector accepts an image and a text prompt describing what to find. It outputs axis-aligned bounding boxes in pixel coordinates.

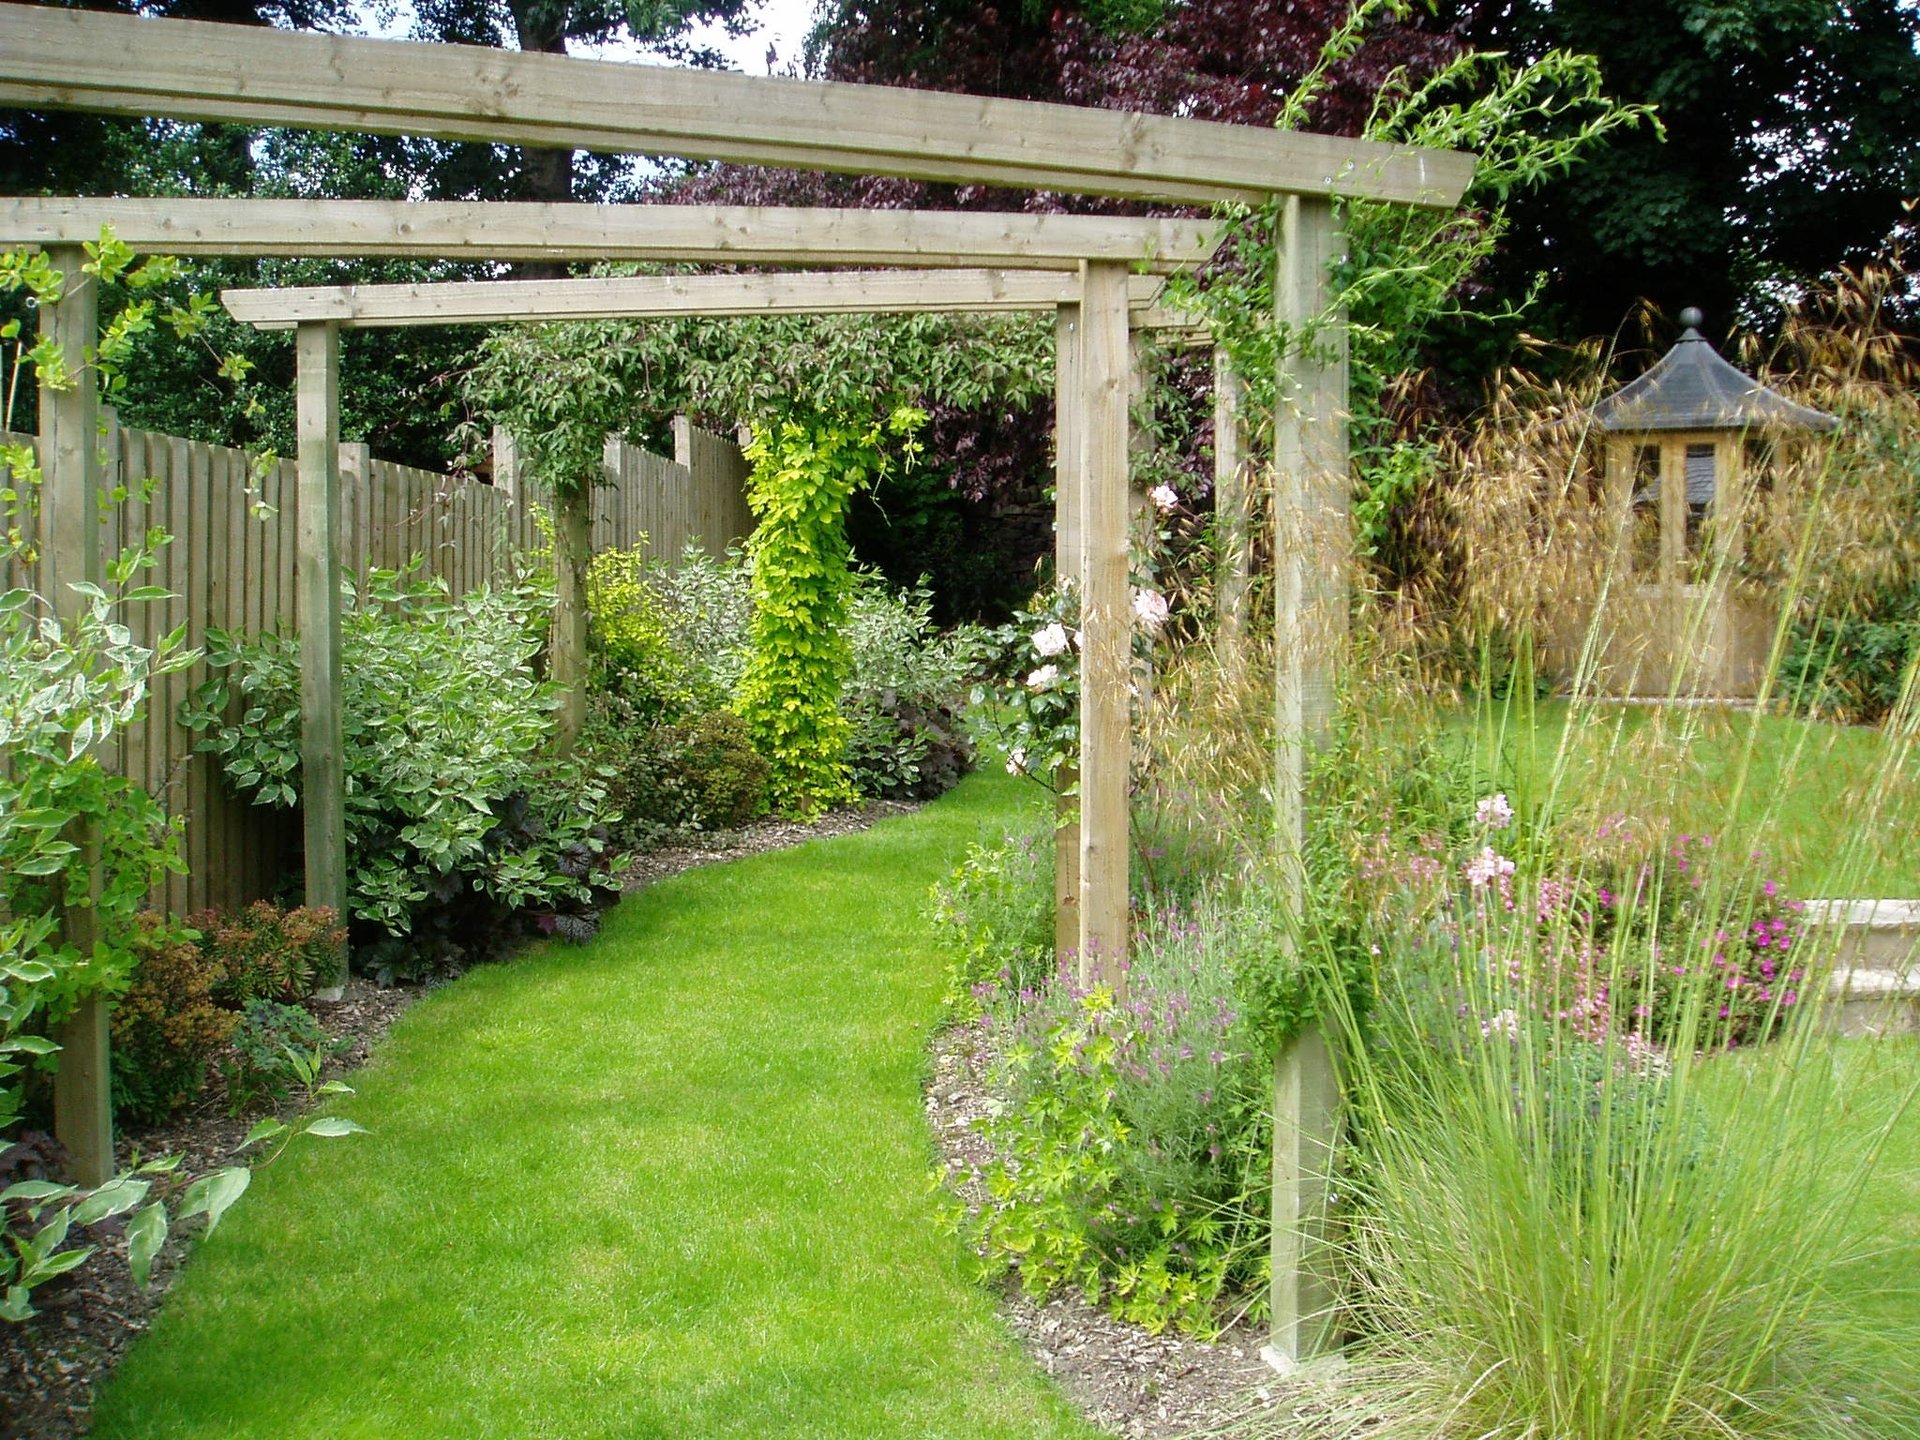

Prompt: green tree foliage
[468,306,1050,803]
[1164,7,1653,561]
[406,0,762,235]
[1442,0,1920,340]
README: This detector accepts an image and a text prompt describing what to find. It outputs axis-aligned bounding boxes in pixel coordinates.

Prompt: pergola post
[1214,347,1250,665]
[1053,303,1083,966]
[1076,261,1132,992]
[295,320,348,999]
[1267,194,1350,1372]
[42,246,112,1188]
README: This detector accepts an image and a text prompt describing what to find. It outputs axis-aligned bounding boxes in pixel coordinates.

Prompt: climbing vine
[467,308,1047,813]
[736,409,925,816]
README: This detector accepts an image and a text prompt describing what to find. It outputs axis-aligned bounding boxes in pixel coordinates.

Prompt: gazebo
[1575,307,1837,698]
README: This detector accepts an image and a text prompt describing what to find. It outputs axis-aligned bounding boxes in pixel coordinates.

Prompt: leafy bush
[670,710,771,827]
[842,575,977,800]
[647,544,755,702]
[186,570,620,975]
[588,541,975,816]
[197,902,342,1009]
[949,891,1285,1336]
[220,1000,345,1116]
[587,544,728,724]
[1783,581,1920,724]
[108,917,237,1127]
[929,821,1055,1021]
[584,707,769,847]
[1,446,194,1129]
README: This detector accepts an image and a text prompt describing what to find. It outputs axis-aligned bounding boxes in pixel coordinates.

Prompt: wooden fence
[3,415,752,916]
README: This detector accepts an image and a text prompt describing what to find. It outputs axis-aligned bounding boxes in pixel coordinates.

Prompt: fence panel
[4,417,751,920]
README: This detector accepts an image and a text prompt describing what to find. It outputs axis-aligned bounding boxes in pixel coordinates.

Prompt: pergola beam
[0,4,1475,210]
[0,197,1220,273]
[221,269,1168,329]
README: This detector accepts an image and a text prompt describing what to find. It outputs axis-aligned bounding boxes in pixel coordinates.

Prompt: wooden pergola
[0,0,1474,1370]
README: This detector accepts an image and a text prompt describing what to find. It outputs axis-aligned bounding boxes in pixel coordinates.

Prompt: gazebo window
[1684,442,1715,573]
[1630,443,1662,574]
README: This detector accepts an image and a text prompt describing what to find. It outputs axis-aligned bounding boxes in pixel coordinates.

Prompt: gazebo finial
[1678,305,1705,332]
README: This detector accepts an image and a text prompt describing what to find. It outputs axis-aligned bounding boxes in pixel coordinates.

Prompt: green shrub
[949,889,1284,1336]
[929,822,1055,1022]
[1784,582,1920,724]
[585,708,769,845]
[197,902,343,1009]
[220,1000,345,1117]
[109,916,236,1126]
[841,575,978,801]
[671,711,771,828]
[186,570,620,972]
[1,446,194,1131]
[587,544,726,724]
[651,545,754,700]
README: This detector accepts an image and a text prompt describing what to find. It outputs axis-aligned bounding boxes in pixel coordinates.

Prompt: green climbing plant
[736,408,926,816]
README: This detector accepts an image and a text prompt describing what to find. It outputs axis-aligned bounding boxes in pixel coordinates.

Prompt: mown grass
[90,770,1092,1440]
[1818,1037,1920,1423]
[1462,700,1918,897]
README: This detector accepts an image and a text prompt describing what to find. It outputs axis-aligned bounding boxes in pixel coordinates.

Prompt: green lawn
[1463,700,1918,897]
[91,771,1096,1440]
[1824,1037,1920,1414]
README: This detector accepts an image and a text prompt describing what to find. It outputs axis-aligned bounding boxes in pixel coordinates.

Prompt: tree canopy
[1442,0,1920,341]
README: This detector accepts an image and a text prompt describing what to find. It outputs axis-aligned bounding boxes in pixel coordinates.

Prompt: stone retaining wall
[1805,900,1920,1037]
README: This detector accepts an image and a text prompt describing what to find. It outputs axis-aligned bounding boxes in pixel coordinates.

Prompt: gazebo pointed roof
[1590,309,1838,434]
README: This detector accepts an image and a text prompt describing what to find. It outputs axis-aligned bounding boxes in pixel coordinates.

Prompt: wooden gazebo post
[1075,260,1135,990]
[1053,302,1083,966]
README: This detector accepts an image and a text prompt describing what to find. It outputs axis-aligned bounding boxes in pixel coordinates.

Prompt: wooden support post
[1077,262,1131,992]
[1266,195,1350,1373]
[491,425,519,504]
[550,481,592,754]
[296,321,348,1000]
[1053,304,1083,967]
[40,246,113,1187]
[1214,348,1251,664]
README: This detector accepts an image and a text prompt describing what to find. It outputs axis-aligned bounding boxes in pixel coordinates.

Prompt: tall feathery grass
[1213,261,1920,1439]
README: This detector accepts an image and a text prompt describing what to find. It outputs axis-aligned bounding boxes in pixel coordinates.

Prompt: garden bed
[927,1020,1280,1437]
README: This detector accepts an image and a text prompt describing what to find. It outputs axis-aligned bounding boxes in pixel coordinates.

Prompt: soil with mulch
[0,798,919,1440]
[927,1024,1290,1439]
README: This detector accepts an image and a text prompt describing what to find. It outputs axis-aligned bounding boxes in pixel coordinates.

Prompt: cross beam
[0,197,1220,273]
[0,4,1475,209]
[221,269,1167,329]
